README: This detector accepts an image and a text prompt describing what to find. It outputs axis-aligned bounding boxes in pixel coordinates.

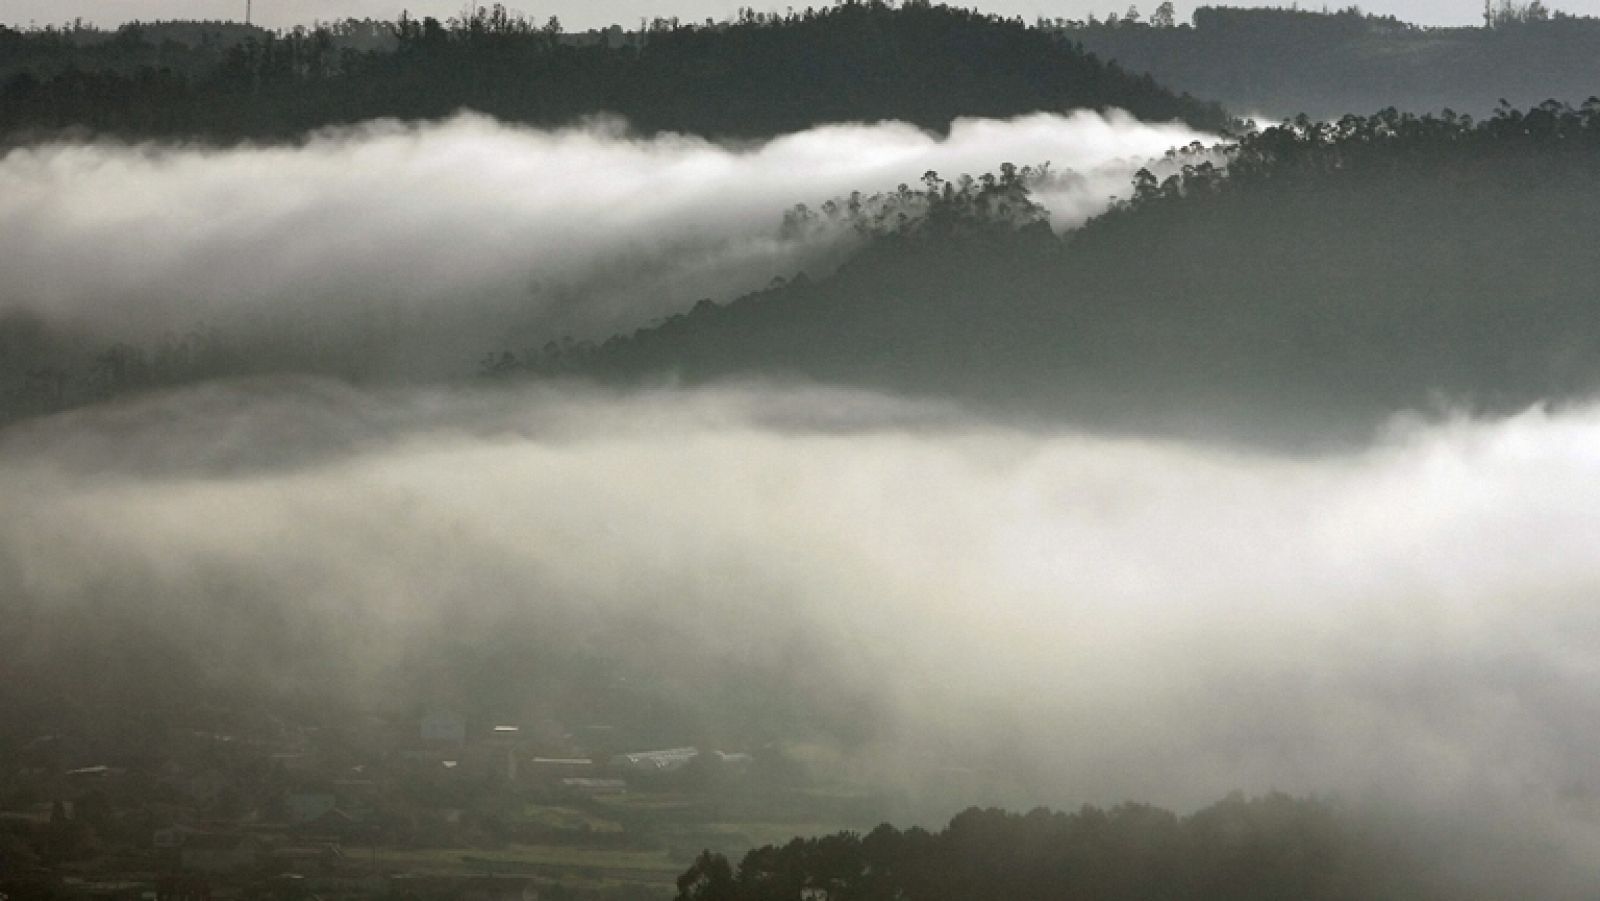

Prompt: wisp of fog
[4,380,1600,892]
[0,110,1206,371]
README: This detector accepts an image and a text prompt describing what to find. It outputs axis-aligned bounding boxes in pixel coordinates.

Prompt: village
[0,707,881,901]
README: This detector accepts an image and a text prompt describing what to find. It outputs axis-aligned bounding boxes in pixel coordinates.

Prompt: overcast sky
[6,0,1599,30]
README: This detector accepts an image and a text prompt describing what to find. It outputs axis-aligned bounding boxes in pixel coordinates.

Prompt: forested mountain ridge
[0,1,1228,142]
[1063,5,1600,119]
[519,102,1600,444]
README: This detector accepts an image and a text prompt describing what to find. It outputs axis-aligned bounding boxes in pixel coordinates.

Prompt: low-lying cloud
[0,110,1207,371]
[4,380,1600,892]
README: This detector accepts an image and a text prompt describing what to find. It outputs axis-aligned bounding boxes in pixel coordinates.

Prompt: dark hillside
[545,103,1600,444]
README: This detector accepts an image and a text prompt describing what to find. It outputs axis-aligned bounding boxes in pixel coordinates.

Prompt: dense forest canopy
[1063,3,1600,118]
[0,1,1227,142]
[0,18,393,81]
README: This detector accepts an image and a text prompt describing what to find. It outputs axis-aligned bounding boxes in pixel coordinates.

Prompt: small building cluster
[0,706,764,900]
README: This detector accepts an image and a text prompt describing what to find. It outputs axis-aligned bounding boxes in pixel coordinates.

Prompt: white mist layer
[4,381,1600,877]
[0,111,1207,347]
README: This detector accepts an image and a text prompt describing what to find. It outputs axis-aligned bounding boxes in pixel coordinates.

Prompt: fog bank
[4,380,1600,890]
[0,111,1207,370]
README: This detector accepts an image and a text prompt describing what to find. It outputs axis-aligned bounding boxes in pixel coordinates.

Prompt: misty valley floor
[8,380,1600,899]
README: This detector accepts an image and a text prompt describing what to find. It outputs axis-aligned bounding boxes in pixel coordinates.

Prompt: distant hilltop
[1057,3,1600,117]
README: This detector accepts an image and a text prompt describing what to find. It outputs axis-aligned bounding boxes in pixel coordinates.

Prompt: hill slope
[537,104,1600,444]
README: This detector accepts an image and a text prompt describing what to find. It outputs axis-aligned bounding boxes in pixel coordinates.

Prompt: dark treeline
[509,101,1600,445]
[0,19,394,82]
[0,1,1227,142]
[1062,4,1600,119]
[674,793,1450,900]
